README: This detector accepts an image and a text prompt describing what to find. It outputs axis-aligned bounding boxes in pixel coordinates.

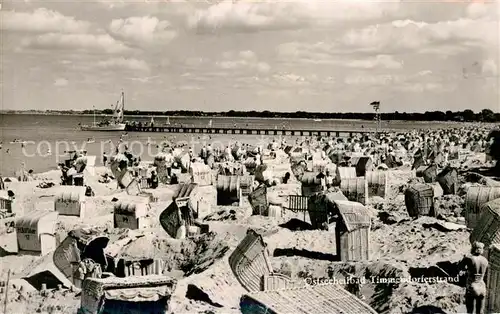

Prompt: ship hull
[80,123,126,131]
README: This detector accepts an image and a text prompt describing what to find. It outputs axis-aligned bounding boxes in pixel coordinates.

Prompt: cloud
[341,18,495,54]
[345,55,403,69]
[234,50,256,60]
[277,42,403,69]
[1,8,91,33]
[236,72,329,91]
[216,60,270,72]
[272,73,313,86]
[344,74,400,86]
[342,69,461,95]
[54,78,68,86]
[176,85,204,91]
[109,16,177,46]
[127,76,160,83]
[97,57,150,72]
[277,42,337,65]
[481,59,498,76]
[395,82,453,93]
[188,0,401,33]
[21,33,130,54]
[465,2,496,19]
[184,57,205,67]
[215,50,271,73]
[462,60,498,78]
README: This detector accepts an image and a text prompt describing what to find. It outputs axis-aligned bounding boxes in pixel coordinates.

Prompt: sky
[1,0,499,113]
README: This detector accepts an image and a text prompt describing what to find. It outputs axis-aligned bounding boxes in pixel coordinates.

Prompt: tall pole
[370,101,381,135]
[3,269,10,314]
[377,108,382,132]
[373,107,380,135]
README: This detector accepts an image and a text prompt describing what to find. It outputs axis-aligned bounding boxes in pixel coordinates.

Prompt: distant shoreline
[0,110,494,124]
[0,111,372,122]
[0,112,473,126]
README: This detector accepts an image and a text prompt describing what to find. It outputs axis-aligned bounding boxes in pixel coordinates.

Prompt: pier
[125,125,378,137]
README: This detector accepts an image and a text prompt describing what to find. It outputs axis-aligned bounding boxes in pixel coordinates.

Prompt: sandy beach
[1,124,498,314]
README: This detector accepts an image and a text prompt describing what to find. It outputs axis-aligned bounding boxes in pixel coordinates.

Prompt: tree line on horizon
[9,108,500,122]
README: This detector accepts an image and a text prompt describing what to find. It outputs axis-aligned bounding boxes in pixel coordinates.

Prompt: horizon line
[0,108,497,115]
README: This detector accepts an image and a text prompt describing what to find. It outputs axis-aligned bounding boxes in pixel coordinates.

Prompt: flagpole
[369,101,381,135]
[377,107,382,133]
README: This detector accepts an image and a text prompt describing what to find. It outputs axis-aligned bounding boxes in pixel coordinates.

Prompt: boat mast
[119,90,124,123]
[93,105,96,125]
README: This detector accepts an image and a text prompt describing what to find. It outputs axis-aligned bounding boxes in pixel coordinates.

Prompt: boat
[80,91,126,131]
[314,119,322,122]
[87,138,95,144]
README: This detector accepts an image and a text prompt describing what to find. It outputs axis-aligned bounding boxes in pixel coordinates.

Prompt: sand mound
[172,256,245,311]
[386,170,418,200]
[121,231,231,276]
[267,183,301,206]
[269,256,466,314]
[3,286,79,314]
[371,216,469,265]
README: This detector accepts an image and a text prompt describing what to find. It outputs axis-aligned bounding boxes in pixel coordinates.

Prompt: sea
[0,113,458,176]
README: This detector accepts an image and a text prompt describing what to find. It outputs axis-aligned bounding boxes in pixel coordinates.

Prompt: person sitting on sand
[170,173,178,185]
[98,173,110,184]
[459,241,488,314]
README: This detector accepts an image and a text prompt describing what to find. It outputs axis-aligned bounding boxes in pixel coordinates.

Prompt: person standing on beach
[200,145,207,161]
[459,241,488,314]
[165,149,174,178]
[150,170,158,189]
[102,152,108,166]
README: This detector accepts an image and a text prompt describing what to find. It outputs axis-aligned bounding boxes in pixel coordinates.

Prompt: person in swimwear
[459,241,488,314]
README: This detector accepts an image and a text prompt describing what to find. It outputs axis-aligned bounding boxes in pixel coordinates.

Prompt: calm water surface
[0,113,454,176]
